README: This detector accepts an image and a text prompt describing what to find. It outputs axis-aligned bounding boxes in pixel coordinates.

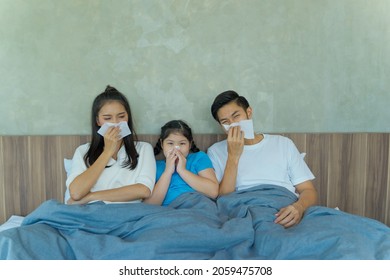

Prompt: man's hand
[227,126,244,163]
[218,126,244,195]
[275,181,318,228]
[274,202,304,228]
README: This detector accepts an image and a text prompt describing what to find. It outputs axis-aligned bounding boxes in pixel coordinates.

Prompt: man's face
[216,101,252,127]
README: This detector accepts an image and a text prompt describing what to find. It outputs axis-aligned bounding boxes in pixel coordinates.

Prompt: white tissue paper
[97,121,132,139]
[222,119,255,139]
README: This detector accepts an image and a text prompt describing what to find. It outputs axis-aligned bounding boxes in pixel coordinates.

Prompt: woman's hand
[67,194,91,205]
[103,126,122,157]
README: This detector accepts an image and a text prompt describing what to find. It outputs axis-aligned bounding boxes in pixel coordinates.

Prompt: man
[207,90,318,228]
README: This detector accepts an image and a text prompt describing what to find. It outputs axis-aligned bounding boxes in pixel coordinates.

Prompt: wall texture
[1,0,390,135]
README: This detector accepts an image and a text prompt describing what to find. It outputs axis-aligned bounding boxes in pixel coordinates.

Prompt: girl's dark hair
[211,90,250,122]
[154,120,200,155]
[84,85,139,170]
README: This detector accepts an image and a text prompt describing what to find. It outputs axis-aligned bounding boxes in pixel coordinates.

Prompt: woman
[65,85,155,204]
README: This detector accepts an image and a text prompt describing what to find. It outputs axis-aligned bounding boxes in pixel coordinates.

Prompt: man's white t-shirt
[64,141,156,203]
[207,134,315,195]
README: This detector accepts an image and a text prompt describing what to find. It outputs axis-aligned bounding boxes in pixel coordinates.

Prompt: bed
[0,134,389,259]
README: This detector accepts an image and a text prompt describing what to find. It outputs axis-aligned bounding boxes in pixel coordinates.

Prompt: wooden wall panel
[387,143,390,226]
[305,134,330,207]
[344,134,368,216]
[0,134,389,226]
[365,134,389,223]
[27,137,45,215]
[2,137,27,220]
[325,134,344,209]
[0,137,5,223]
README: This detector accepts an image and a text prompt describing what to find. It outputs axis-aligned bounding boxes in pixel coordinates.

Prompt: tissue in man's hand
[97,121,132,139]
[222,119,255,139]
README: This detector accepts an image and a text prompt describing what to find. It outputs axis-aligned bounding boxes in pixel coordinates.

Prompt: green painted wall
[1,0,389,135]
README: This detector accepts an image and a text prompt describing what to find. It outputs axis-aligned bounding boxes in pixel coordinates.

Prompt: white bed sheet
[0,215,24,232]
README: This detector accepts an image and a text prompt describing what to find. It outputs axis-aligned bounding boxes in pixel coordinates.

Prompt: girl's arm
[143,171,171,205]
[176,152,219,199]
[177,168,219,199]
[144,149,176,205]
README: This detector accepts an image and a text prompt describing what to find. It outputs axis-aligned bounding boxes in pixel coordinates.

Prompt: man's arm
[274,180,318,228]
[218,126,245,195]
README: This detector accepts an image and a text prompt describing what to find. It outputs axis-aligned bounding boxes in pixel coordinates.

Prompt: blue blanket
[1,185,389,259]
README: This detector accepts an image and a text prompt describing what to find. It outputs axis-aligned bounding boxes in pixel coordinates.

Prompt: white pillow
[64,158,73,177]
[63,158,72,203]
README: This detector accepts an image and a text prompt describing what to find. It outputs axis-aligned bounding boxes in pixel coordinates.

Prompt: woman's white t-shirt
[64,141,156,203]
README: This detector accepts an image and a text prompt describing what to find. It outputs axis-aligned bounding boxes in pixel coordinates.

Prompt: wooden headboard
[1,133,389,226]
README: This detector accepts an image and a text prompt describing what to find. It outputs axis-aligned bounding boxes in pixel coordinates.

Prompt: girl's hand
[103,126,121,157]
[175,149,187,174]
[165,148,177,174]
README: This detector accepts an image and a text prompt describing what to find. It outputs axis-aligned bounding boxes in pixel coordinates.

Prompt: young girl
[144,120,218,206]
[65,85,156,204]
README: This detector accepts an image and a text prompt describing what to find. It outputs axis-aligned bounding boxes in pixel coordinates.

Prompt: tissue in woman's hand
[222,119,255,139]
[97,121,132,139]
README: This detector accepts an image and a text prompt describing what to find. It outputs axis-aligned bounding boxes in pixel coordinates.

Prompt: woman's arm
[68,150,112,201]
[69,126,122,201]
[67,183,151,204]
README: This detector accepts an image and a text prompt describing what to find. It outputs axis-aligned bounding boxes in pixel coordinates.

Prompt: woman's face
[96,101,128,127]
[161,132,191,158]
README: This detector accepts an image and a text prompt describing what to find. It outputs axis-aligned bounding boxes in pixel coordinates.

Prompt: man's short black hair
[210,90,250,122]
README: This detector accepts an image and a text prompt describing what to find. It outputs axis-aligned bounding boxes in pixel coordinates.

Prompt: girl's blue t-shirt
[156,151,214,206]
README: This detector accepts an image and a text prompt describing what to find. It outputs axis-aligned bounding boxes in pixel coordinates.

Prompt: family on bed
[66,85,316,229]
[1,86,389,260]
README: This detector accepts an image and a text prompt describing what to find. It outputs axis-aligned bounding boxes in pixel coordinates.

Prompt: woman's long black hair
[154,120,199,156]
[84,85,139,170]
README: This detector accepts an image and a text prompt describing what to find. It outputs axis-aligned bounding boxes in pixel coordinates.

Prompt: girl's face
[96,101,128,126]
[161,132,191,158]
